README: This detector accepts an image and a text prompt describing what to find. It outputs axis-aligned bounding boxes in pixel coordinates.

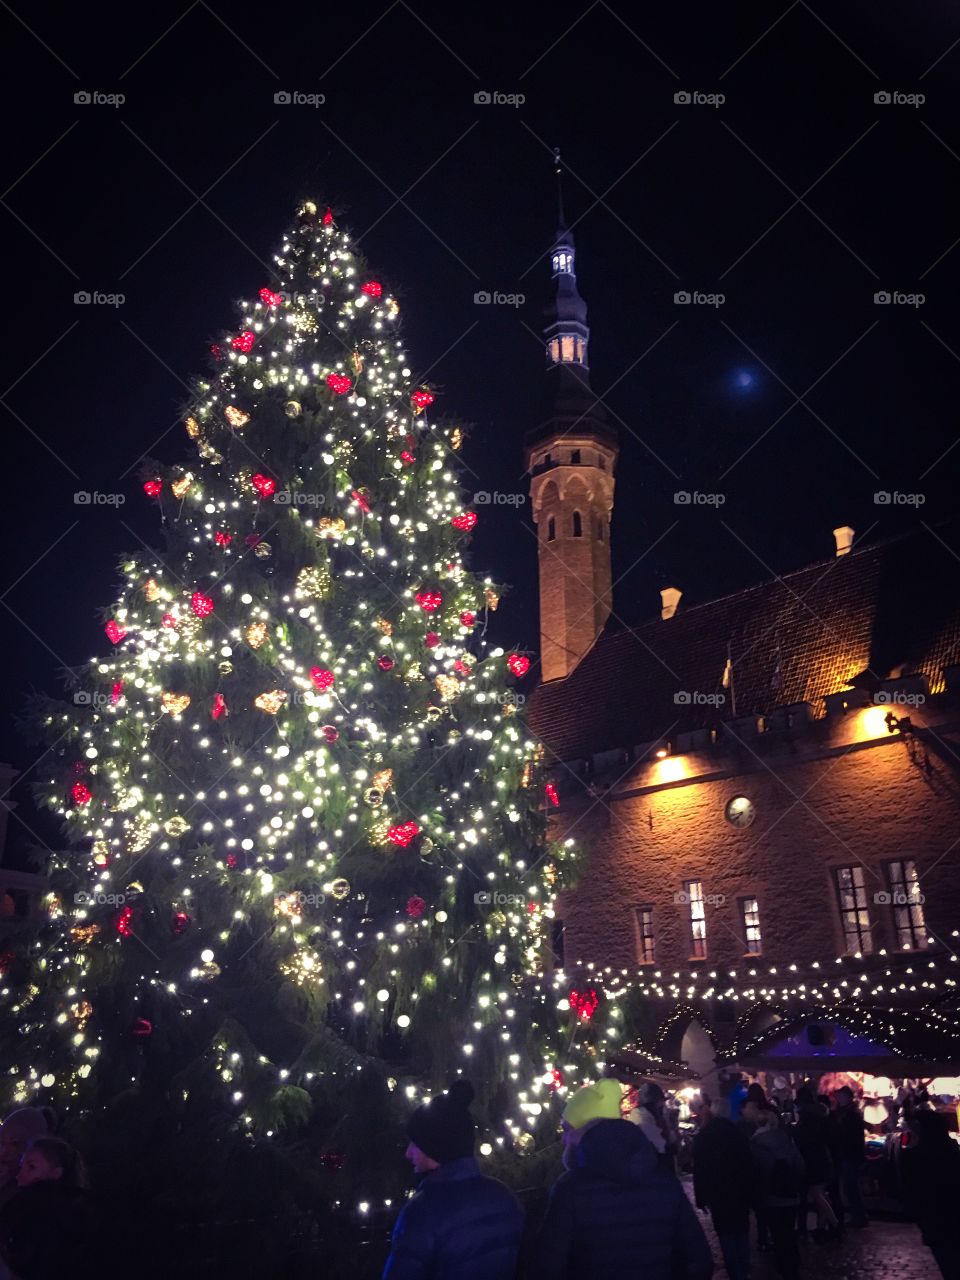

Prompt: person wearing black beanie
[382,1080,523,1279]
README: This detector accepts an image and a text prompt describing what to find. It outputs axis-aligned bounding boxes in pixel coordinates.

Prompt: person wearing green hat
[382,1080,523,1280]
[531,1078,713,1279]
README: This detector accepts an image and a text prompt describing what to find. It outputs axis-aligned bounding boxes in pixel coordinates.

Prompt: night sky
[2,2,959,860]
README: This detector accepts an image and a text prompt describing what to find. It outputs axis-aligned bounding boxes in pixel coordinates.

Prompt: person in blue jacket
[382,1080,523,1280]
[531,1078,713,1279]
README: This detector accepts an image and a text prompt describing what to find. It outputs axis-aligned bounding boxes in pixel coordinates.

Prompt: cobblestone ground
[683,1180,941,1279]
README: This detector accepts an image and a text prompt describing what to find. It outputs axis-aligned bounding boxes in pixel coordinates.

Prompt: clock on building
[725,795,755,828]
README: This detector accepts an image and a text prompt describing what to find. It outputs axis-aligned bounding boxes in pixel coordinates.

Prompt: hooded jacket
[693,1116,752,1232]
[382,1156,523,1280]
[751,1124,805,1209]
[530,1119,713,1280]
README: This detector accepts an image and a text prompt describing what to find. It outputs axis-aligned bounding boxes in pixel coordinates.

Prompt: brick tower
[525,153,618,682]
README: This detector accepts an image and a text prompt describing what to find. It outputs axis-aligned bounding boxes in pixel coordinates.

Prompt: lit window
[546,516,556,542]
[548,338,559,363]
[886,860,927,949]
[572,511,582,538]
[635,906,655,963]
[740,897,762,955]
[560,335,576,362]
[552,250,573,275]
[834,865,873,955]
[684,880,707,958]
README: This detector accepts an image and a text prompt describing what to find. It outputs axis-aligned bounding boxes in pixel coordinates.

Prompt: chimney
[833,526,855,557]
[660,586,682,620]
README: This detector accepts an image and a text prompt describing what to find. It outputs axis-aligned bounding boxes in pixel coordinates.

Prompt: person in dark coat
[531,1079,713,1280]
[694,1096,751,1280]
[0,1111,54,1211]
[750,1107,804,1280]
[0,1136,90,1280]
[901,1111,960,1279]
[792,1088,838,1238]
[382,1080,523,1280]
[830,1086,868,1228]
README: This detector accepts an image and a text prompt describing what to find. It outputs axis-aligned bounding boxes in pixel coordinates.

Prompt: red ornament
[459,611,476,628]
[411,389,435,412]
[321,724,339,743]
[451,512,477,532]
[225,853,238,869]
[400,450,415,465]
[210,343,222,360]
[111,681,124,704]
[105,620,127,645]
[377,654,395,672]
[231,330,255,353]
[507,654,530,677]
[259,287,283,307]
[416,591,442,612]
[388,821,419,849]
[211,693,228,721]
[424,632,440,648]
[569,988,599,1023]
[71,781,92,806]
[172,911,190,936]
[361,280,382,298]
[454,658,472,676]
[191,592,214,618]
[545,782,559,807]
[131,1017,153,1037]
[323,207,334,225]
[162,613,178,630]
[310,667,335,691]
[143,478,162,498]
[548,1068,565,1091]
[351,488,371,513]
[252,474,276,499]
[215,531,232,547]
[405,895,426,919]
[115,906,134,937]
[326,373,352,396]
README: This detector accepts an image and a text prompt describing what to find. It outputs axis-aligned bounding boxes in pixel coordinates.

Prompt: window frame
[684,879,707,959]
[634,904,656,964]
[833,864,874,955]
[886,858,927,950]
[739,895,762,956]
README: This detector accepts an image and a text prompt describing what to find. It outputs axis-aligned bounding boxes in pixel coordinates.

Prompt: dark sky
[2,1,960,859]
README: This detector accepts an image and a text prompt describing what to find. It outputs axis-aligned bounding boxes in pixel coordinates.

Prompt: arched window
[547,516,556,542]
[572,511,582,538]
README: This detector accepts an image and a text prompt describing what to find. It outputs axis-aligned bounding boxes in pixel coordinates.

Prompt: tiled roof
[527,523,960,763]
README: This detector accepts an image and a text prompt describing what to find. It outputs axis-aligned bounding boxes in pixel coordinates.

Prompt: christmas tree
[6,201,584,1253]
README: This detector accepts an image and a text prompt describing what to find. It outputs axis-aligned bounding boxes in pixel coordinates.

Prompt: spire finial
[553,147,566,230]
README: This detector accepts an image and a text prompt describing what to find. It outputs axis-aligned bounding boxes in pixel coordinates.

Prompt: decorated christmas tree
[5,201,585,1249]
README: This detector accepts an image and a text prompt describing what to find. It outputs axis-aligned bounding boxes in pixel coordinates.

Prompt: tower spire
[554,146,566,232]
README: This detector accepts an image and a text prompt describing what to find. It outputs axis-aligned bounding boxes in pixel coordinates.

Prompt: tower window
[572,511,582,538]
[552,250,573,275]
[547,516,556,542]
[834,865,873,955]
[683,880,707,959]
[570,449,581,464]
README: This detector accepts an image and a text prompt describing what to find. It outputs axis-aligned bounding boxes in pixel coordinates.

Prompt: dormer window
[552,249,573,275]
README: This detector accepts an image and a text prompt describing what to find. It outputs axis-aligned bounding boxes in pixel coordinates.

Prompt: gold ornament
[197,960,221,981]
[387,298,399,320]
[369,817,391,845]
[434,674,460,702]
[544,863,558,885]
[333,440,354,461]
[92,839,109,863]
[254,689,287,715]
[426,704,443,721]
[224,405,250,429]
[71,924,101,945]
[292,309,318,334]
[450,427,464,450]
[403,665,425,684]
[364,788,383,807]
[351,349,364,375]
[371,768,394,793]
[253,541,272,560]
[274,892,304,920]
[420,837,434,853]
[501,701,518,718]
[300,200,318,217]
[514,1132,534,1156]
[144,578,160,602]
[178,614,202,643]
[296,565,331,599]
[485,587,500,612]
[316,518,346,540]
[161,693,191,716]
[126,815,155,853]
[198,441,223,463]
[284,400,302,418]
[185,416,201,439]
[164,815,190,837]
[71,1000,93,1029]
[170,474,192,499]
[246,622,268,649]
[218,660,233,676]
[375,616,393,636]
[329,877,351,901]
[521,761,534,788]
